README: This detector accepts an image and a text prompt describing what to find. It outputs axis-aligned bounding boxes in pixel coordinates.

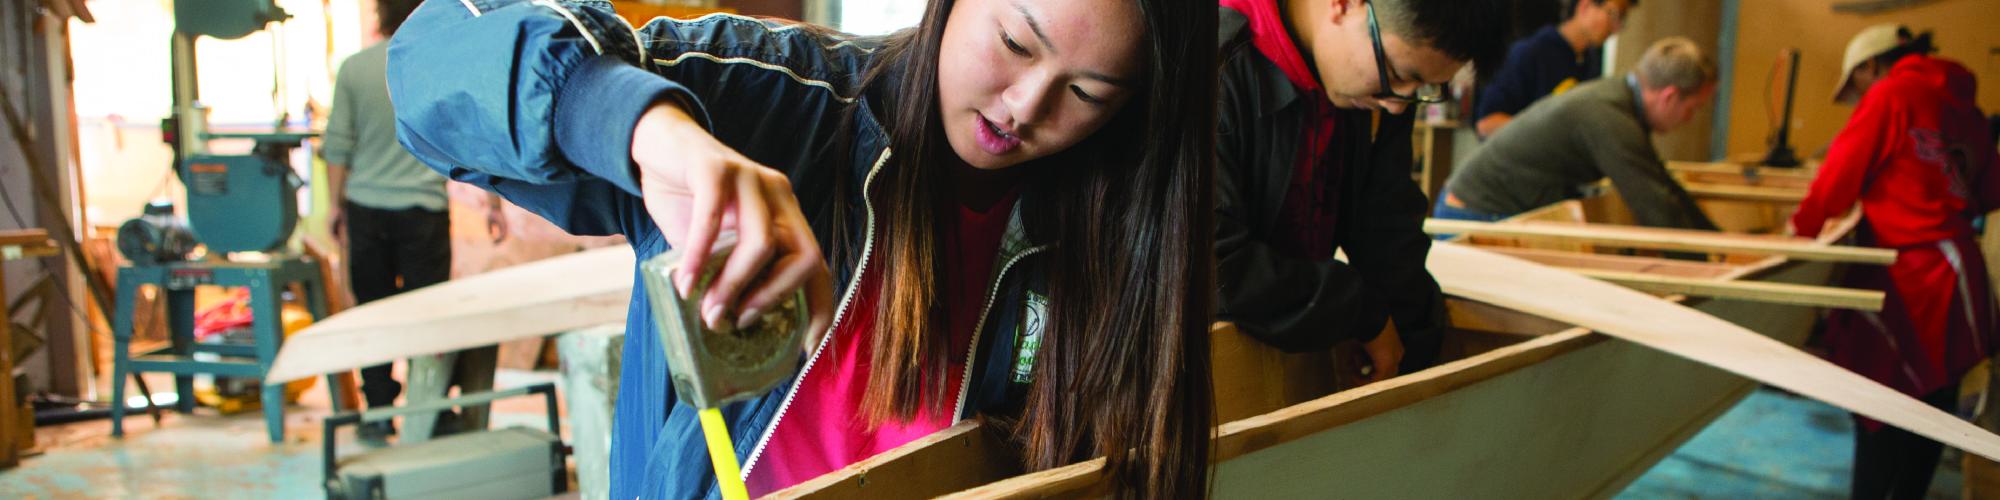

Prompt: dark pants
[1851,382,1958,499]
[345,201,452,408]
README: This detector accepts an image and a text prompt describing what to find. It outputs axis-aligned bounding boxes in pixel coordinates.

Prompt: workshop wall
[2,2,90,398]
[1723,0,2000,160]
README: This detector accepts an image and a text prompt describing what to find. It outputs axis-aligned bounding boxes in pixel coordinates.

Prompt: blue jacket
[388,1,1049,497]
[1473,25,1603,126]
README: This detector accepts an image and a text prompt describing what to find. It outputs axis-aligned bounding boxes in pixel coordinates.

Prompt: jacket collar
[1623,74,1653,135]
[1221,0,1320,93]
[1220,2,1311,119]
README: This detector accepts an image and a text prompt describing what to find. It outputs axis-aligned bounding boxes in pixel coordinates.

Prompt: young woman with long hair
[387,0,1215,496]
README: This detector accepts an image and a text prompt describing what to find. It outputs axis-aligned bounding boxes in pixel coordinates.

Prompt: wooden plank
[1666,160,1819,181]
[0,230,57,260]
[1425,243,2000,460]
[265,246,634,382]
[1681,183,1808,203]
[1478,246,1739,279]
[0,229,50,247]
[1209,323,1344,423]
[1425,219,1896,265]
[773,420,1023,499]
[1567,268,1884,311]
[940,456,1110,499]
[1675,170,1814,191]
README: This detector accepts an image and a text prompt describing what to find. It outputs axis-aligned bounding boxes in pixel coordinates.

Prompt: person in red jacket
[1791,24,2000,499]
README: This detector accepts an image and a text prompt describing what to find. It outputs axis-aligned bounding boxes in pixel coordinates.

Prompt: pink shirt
[745,194,1018,496]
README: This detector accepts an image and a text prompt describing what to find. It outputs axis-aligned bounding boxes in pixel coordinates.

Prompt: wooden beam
[1681,183,1807,203]
[1568,268,1884,311]
[1209,322,1346,423]
[1478,245,1739,279]
[1424,243,2000,461]
[0,229,49,246]
[0,230,57,260]
[1666,160,1819,181]
[1424,219,1895,265]
[939,456,1110,499]
[775,421,1022,499]
[265,246,634,382]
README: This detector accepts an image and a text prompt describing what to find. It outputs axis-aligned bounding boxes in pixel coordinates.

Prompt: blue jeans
[1430,192,1507,240]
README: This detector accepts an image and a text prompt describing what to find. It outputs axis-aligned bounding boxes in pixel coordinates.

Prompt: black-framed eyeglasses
[1366,3,1447,104]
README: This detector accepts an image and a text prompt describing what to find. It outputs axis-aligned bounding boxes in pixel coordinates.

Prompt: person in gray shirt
[320,0,451,440]
[1437,36,1719,230]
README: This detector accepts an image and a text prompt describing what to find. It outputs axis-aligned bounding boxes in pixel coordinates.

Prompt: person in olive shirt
[1438,37,1718,230]
[1474,0,1635,138]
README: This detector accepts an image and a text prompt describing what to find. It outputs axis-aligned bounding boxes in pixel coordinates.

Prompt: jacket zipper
[952,245,1047,418]
[741,146,1050,478]
[740,147,891,478]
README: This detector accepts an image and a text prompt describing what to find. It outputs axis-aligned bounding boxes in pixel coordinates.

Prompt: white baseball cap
[1834,24,1904,103]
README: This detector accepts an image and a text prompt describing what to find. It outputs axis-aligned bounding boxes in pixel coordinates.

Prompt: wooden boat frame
[769,163,1878,499]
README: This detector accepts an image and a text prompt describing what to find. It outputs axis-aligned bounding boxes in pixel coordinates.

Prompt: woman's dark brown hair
[847,0,1216,496]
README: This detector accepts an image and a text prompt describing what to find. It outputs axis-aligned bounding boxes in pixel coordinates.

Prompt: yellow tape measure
[700,407,749,500]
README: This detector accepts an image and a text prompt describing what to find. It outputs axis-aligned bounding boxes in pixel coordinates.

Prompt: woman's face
[936,0,1145,170]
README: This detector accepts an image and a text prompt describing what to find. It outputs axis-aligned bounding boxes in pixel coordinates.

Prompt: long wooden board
[264,246,634,382]
[1565,268,1884,310]
[1425,242,2000,459]
[1681,183,1808,203]
[1666,160,1819,181]
[1425,218,1896,265]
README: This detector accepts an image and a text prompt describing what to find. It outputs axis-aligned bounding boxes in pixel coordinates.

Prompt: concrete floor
[0,369,567,499]
[0,381,1969,499]
[1621,387,1962,499]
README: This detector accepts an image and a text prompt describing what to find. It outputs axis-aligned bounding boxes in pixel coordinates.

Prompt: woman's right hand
[630,100,834,351]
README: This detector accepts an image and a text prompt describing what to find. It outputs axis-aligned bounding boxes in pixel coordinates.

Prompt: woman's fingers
[630,105,831,347]
[701,161,779,330]
[671,165,729,297]
[733,174,823,328]
[734,243,819,327]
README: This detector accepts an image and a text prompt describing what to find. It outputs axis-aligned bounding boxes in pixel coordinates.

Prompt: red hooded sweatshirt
[1795,55,2000,406]
[1793,55,2000,245]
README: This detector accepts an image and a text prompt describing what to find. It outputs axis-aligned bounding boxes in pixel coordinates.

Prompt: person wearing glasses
[1473,0,1634,138]
[1437,37,1718,231]
[1214,0,1508,381]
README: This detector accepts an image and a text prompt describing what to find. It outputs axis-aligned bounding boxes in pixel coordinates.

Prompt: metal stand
[109,256,338,443]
